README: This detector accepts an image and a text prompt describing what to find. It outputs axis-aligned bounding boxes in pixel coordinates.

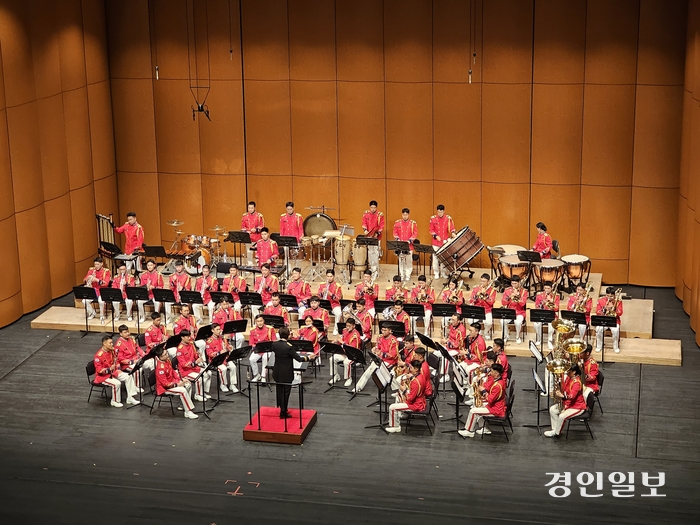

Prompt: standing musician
[567,282,593,340]
[212,298,245,349]
[272,328,313,419]
[429,204,456,279]
[460,322,487,380]
[318,269,343,336]
[467,273,496,339]
[458,363,506,438]
[205,323,239,394]
[115,324,151,396]
[114,211,144,271]
[175,329,212,402]
[410,275,435,335]
[173,304,206,356]
[193,264,218,324]
[532,222,553,259]
[355,269,379,316]
[385,361,426,434]
[256,227,279,267]
[533,282,559,350]
[93,335,138,408]
[154,346,198,419]
[385,275,408,302]
[441,313,466,382]
[287,267,311,319]
[305,296,330,334]
[352,325,399,393]
[361,200,385,279]
[393,208,418,282]
[544,364,586,438]
[501,275,528,344]
[353,298,374,343]
[581,345,600,398]
[330,317,361,388]
[264,292,291,326]
[144,312,168,353]
[165,260,191,324]
[111,261,135,322]
[248,315,277,382]
[137,259,164,323]
[293,314,322,359]
[595,286,623,353]
[279,201,304,262]
[241,201,265,266]
[252,263,279,318]
[82,256,111,324]
[222,263,247,310]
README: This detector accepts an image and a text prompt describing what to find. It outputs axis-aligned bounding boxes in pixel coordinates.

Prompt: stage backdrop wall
[0,0,117,327]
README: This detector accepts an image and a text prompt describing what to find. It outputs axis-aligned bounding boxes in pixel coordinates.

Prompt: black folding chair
[86,361,110,405]
[593,370,604,413]
[148,370,176,416]
[481,394,515,441]
[405,396,436,435]
[565,394,595,439]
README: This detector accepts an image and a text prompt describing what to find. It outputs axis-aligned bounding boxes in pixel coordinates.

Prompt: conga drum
[334,234,352,267]
[352,237,368,272]
[498,255,529,280]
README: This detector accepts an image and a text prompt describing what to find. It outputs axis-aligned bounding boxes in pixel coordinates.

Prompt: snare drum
[562,254,591,280]
[334,234,352,266]
[352,237,368,271]
[301,236,312,247]
[533,259,565,284]
[498,255,529,280]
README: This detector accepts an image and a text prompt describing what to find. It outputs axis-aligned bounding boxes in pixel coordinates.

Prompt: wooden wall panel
[432,180,482,243]
[338,176,387,241]
[335,0,383,81]
[110,79,157,173]
[28,2,62,99]
[105,0,152,79]
[291,175,340,223]
[117,172,160,246]
[154,80,201,173]
[581,84,636,186]
[433,83,481,182]
[530,184,580,255]
[70,183,98,265]
[82,0,110,84]
[580,185,632,261]
[244,80,291,175]
[93,174,120,231]
[433,0,478,83]
[63,87,93,191]
[88,81,116,181]
[0,109,14,221]
[481,182,530,250]
[0,216,21,302]
[205,0,242,81]
[153,0,189,80]
[591,260,630,285]
[0,0,36,107]
[689,100,700,212]
[482,0,533,83]
[384,0,432,83]
[36,94,70,200]
[15,205,51,311]
[288,0,336,81]
[531,84,583,185]
[482,83,531,183]
[385,83,432,180]
[386,179,433,264]
[637,0,687,86]
[246,175,294,216]
[44,194,75,296]
[6,102,43,212]
[201,173,247,234]
[533,0,586,84]
[290,81,338,176]
[158,173,203,243]
[679,90,693,199]
[56,0,86,92]
[241,0,289,81]
[677,195,689,297]
[337,81,384,179]
[198,81,245,175]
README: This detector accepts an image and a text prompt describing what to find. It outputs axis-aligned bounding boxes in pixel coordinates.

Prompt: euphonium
[551,318,575,348]
[382,306,397,321]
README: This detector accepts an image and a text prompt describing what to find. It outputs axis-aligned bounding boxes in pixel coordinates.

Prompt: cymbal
[167,219,184,227]
[210,225,226,232]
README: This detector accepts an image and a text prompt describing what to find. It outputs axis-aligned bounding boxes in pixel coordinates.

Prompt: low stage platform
[243,407,317,445]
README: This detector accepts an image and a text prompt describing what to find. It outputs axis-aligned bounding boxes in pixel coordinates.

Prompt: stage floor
[243,407,317,445]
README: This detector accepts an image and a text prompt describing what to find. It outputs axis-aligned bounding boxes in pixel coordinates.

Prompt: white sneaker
[250,374,261,382]
[328,374,340,385]
[139,317,146,323]
[137,388,144,393]
[184,410,199,419]
[194,394,205,402]
[614,347,620,354]
[205,393,212,399]
[458,429,474,438]
[220,384,230,393]
[127,316,133,321]
[344,378,352,387]
[384,426,402,433]
[476,427,491,435]
[516,338,522,344]
[230,385,240,393]
[100,317,106,325]
[544,430,557,437]
[114,314,120,321]
[595,347,602,352]
[110,400,123,408]
[464,398,474,406]
[540,392,549,397]
[126,397,139,405]
[439,375,448,384]
[87,312,95,320]
[260,376,267,383]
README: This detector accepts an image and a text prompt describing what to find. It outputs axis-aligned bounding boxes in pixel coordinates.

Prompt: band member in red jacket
[193,265,218,323]
[353,298,374,343]
[442,314,466,380]
[114,211,144,271]
[410,275,435,335]
[256,227,279,267]
[241,201,265,265]
[175,330,212,402]
[83,256,111,324]
[460,322,487,380]
[144,312,168,354]
[138,259,164,323]
[293,314,321,358]
[248,315,277,382]
[581,345,600,398]
[330,317,362,388]
[264,293,290,326]
[318,269,343,335]
[361,200,385,279]
[115,325,152,388]
[355,269,379,315]
[595,286,623,353]
[501,276,528,343]
[533,282,559,350]
[279,201,303,242]
[567,282,593,340]
[353,325,399,393]
[205,323,239,394]
[459,363,506,438]
[385,275,408,303]
[111,261,135,321]
[165,260,191,323]
[222,263,247,310]
[287,267,311,319]
[393,208,418,281]
[532,222,553,259]
[466,273,496,339]
[211,298,245,349]
[93,335,138,407]
[386,361,426,433]
[173,304,206,356]
[305,296,330,334]
[252,264,279,318]
[545,364,587,437]
[440,279,465,333]
[154,346,197,419]
[429,204,456,279]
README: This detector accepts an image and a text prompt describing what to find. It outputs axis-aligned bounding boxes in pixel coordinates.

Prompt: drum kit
[165,220,227,275]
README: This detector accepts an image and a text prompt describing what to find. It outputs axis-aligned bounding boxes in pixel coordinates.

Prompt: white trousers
[193,301,215,323]
[331,353,351,379]
[216,362,237,387]
[297,305,307,320]
[184,370,211,396]
[432,246,448,278]
[356,361,378,391]
[166,384,194,412]
[411,312,432,336]
[246,243,255,266]
[595,325,620,350]
[465,313,493,339]
[249,352,271,377]
[332,306,342,334]
[464,406,493,432]
[164,302,178,322]
[389,401,409,428]
[533,322,554,346]
[83,297,106,318]
[503,314,525,340]
[137,299,161,321]
[112,299,133,320]
[398,253,412,281]
[368,245,380,277]
[549,404,585,435]
[104,371,137,401]
[228,333,245,349]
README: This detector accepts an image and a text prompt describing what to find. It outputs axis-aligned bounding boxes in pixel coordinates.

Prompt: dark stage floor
[1,287,699,524]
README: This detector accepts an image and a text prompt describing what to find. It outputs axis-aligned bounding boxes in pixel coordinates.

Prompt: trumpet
[416,278,433,303]
[477,279,496,301]
[361,277,376,297]
[85,272,96,287]
[322,283,330,300]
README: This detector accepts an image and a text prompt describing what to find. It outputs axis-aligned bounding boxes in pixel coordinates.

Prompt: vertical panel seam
[148,0,162,244]
[334,0,341,219]
[629,0,642,282]
[528,0,535,248]
[239,0,249,202]
[383,0,387,263]
[287,0,293,197]
[579,0,588,256]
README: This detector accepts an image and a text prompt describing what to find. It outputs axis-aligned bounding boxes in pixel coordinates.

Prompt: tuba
[546,358,570,411]
[551,318,575,350]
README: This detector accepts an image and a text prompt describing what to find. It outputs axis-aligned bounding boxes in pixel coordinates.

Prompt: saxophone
[472,376,484,407]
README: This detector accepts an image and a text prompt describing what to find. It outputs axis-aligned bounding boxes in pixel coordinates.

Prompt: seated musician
[222,263,247,310]
[292,314,321,360]
[392,300,411,338]
[392,334,417,391]
[82,256,111,324]
[175,329,212,402]
[248,315,277,382]
[385,360,426,433]
[566,282,593,340]
[115,324,151,397]
[305,295,330,335]
[354,298,374,344]
[173,304,205,356]
[413,346,434,397]
[532,221,553,259]
[212,298,245,349]
[144,312,169,355]
[410,275,435,336]
[318,269,343,335]
[595,286,623,353]
[114,211,144,271]
[264,292,290,326]
[385,275,407,302]
[93,335,138,408]
[464,350,495,407]
[154,345,198,419]
[256,227,279,268]
[458,363,506,438]
[205,323,238,393]
[492,338,509,382]
[252,263,279,318]
[193,264,218,324]
[287,267,311,319]
[544,364,587,437]
[581,344,599,398]
[533,282,559,350]
[111,261,135,321]
[355,269,379,316]
[441,314,466,382]
[165,260,191,324]
[459,322,487,380]
[138,259,164,323]
[330,317,361,388]
[352,325,399,393]
[466,273,496,339]
[439,278,464,330]
[501,275,528,344]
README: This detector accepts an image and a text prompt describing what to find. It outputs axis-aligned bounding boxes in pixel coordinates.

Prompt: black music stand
[379,320,406,339]
[387,240,411,278]
[442,365,468,433]
[321,342,347,393]
[274,235,299,282]
[153,288,177,322]
[413,243,434,278]
[340,299,356,311]
[127,343,162,409]
[261,315,286,329]
[317,299,333,313]
[126,286,150,334]
[403,303,425,335]
[336,322,364,339]
[192,353,226,419]
[435,341,457,398]
[530,309,556,353]
[562,310,589,343]
[227,342,252,397]
[365,362,392,430]
[343,345,368,400]
[99,288,123,335]
[523,366,548,435]
[143,244,167,260]
[239,291,263,320]
[279,294,299,309]
[591,315,617,366]
[432,304,457,320]
[492,307,517,342]
[298,318,327,334]
[73,286,98,338]
[224,231,251,266]
[460,305,486,322]
[179,290,203,307]
[374,300,394,316]
[195,323,213,342]
[517,250,542,292]
[210,291,234,304]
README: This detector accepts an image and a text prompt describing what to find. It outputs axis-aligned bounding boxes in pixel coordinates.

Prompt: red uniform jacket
[567,293,593,324]
[205,335,228,361]
[356,309,374,339]
[446,323,466,351]
[173,315,197,338]
[469,285,496,314]
[264,304,290,325]
[404,376,426,412]
[256,239,279,267]
[376,334,399,367]
[144,324,167,349]
[241,212,265,243]
[306,306,330,329]
[155,357,180,395]
[93,347,118,383]
[502,287,528,317]
[176,341,201,376]
[496,352,509,381]
[385,285,408,303]
[222,274,247,304]
[562,376,586,410]
[115,336,144,368]
[318,282,343,310]
[535,292,560,314]
[355,282,379,311]
[440,288,464,315]
[421,360,433,397]
[169,272,191,303]
[583,358,600,393]
[287,279,311,307]
[341,328,361,350]
[212,306,242,329]
[395,310,411,335]
[484,377,507,417]
[140,270,164,300]
[429,214,455,248]
[194,275,218,305]
[465,334,486,364]
[249,325,276,347]
[111,273,135,300]
[279,212,304,242]
[532,232,553,259]
[393,219,418,250]
[362,210,385,239]
[596,297,623,325]
[115,222,144,254]
[296,325,321,355]
[84,267,111,298]
[410,286,435,312]
[254,274,279,305]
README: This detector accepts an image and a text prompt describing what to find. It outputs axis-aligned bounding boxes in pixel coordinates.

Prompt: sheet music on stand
[374,362,392,389]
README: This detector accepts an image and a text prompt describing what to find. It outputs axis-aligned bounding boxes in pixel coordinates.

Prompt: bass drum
[435,226,484,270]
[185,248,211,276]
[303,213,337,237]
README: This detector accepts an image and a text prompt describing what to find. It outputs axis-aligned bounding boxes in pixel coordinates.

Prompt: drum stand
[305,242,326,282]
